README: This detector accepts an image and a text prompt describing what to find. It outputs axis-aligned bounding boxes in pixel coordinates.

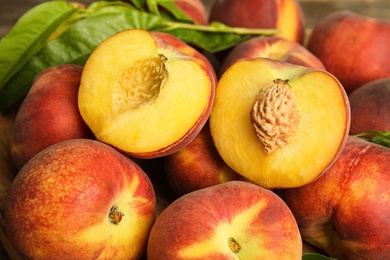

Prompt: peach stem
[109,204,124,224]
[228,237,241,254]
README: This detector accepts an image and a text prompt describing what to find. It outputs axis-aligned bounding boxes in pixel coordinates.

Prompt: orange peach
[210,57,350,188]
[78,29,216,158]
[5,139,156,259]
[173,0,208,25]
[164,122,246,196]
[151,31,216,83]
[348,78,390,135]
[147,181,302,259]
[307,10,390,93]
[209,0,306,43]
[10,64,94,170]
[219,35,325,77]
[277,136,390,260]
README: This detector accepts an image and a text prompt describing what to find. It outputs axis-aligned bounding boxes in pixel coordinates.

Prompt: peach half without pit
[209,57,350,189]
[78,29,216,158]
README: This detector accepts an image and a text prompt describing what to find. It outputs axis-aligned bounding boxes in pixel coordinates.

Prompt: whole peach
[5,139,156,259]
[307,10,390,93]
[219,36,325,77]
[148,181,302,259]
[348,78,390,134]
[209,0,305,43]
[10,64,94,169]
[174,0,208,25]
[164,123,246,196]
[278,136,390,260]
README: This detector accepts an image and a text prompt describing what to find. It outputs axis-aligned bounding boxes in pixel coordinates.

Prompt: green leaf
[44,2,137,44]
[128,0,146,10]
[354,131,390,149]
[0,1,77,90]
[86,0,138,13]
[152,0,194,23]
[162,28,252,52]
[158,21,279,52]
[302,253,337,260]
[0,7,166,111]
[145,0,161,16]
[129,0,194,23]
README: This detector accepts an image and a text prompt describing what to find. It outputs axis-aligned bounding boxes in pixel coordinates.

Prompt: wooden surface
[0,0,389,259]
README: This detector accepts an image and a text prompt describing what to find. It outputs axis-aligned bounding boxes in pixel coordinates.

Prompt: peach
[147,181,302,259]
[172,0,208,25]
[348,77,390,135]
[164,122,246,196]
[307,10,390,93]
[151,31,216,83]
[277,136,390,260]
[210,57,350,189]
[219,35,325,78]
[5,138,156,259]
[209,0,306,43]
[10,64,94,170]
[78,28,216,158]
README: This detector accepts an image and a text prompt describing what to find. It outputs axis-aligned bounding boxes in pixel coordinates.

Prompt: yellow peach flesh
[78,30,211,155]
[277,0,302,41]
[210,59,348,188]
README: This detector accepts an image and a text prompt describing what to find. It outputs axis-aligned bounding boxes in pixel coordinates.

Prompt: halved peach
[150,31,216,80]
[78,29,216,158]
[209,57,350,188]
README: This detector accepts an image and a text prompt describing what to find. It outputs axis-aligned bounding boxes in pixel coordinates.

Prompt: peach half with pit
[209,57,350,189]
[78,29,216,158]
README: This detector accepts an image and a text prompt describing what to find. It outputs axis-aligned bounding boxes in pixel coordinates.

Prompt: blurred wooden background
[1,0,390,38]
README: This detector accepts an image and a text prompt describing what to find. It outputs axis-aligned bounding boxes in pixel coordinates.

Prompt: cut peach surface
[209,57,350,189]
[78,29,215,158]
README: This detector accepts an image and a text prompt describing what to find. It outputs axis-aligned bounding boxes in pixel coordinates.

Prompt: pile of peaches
[2,0,390,259]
